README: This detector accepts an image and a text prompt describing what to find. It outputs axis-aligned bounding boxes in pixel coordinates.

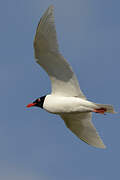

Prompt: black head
[26,96,46,109]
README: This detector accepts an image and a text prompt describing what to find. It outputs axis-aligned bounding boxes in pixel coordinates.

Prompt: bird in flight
[27,5,115,148]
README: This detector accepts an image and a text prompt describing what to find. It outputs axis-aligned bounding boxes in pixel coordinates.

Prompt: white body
[32,6,115,149]
[44,95,98,114]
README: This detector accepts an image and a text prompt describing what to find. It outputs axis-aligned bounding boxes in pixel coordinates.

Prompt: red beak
[26,102,37,108]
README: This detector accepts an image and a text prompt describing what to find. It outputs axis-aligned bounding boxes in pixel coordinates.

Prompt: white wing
[34,5,86,98]
[61,112,106,148]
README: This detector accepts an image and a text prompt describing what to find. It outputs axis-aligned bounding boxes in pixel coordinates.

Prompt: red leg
[93,108,107,114]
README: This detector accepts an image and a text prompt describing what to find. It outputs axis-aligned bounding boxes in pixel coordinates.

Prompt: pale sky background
[0,0,120,179]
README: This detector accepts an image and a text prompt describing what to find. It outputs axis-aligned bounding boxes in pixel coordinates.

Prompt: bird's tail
[94,103,116,114]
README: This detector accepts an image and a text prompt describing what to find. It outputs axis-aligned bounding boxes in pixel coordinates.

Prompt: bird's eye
[38,98,40,102]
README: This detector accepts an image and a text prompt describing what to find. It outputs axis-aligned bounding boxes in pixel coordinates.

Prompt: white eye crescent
[38,98,40,102]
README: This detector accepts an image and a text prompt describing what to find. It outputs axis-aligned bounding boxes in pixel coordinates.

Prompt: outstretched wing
[61,112,106,148]
[34,5,86,98]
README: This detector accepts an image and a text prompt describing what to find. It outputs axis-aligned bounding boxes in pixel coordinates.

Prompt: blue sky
[1,0,120,179]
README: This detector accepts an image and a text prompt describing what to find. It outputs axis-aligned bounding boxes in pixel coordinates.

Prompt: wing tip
[48,4,54,9]
[33,4,55,49]
[90,139,106,149]
[81,136,106,149]
[94,143,106,149]
[47,5,54,14]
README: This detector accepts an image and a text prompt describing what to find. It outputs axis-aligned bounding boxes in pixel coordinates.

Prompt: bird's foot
[93,108,107,114]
